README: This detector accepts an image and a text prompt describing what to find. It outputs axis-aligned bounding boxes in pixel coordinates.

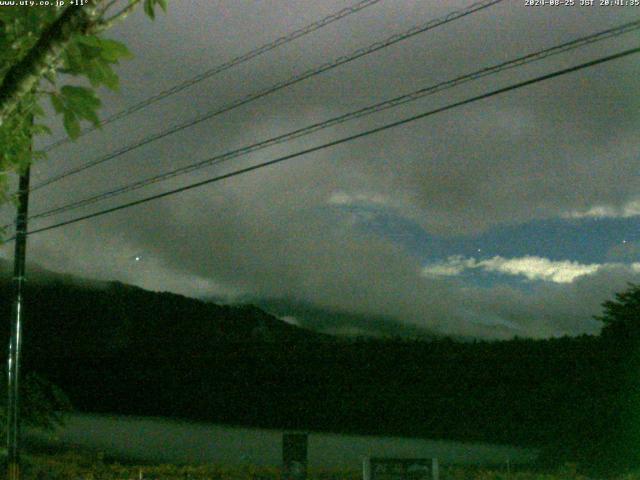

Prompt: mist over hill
[204,294,449,341]
[0,264,637,472]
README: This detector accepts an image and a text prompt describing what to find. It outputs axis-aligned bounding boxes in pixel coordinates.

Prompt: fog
[27,413,537,468]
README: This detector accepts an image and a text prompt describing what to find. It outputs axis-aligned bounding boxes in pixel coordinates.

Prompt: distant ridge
[0,258,109,288]
[0,262,627,473]
[204,294,448,341]
[0,259,448,341]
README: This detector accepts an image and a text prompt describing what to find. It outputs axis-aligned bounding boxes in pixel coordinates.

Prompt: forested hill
[0,278,331,354]
[0,271,638,472]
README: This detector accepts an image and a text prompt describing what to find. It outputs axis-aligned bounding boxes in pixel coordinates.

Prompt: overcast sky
[2,0,639,339]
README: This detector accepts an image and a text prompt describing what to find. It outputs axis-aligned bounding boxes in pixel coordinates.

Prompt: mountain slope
[0,266,631,471]
[0,277,331,360]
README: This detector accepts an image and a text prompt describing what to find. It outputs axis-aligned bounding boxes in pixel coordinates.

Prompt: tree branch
[93,0,142,33]
[0,1,103,126]
[97,0,120,17]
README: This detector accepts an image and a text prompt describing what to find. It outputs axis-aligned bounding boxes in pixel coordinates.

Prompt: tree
[583,283,640,473]
[0,373,72,436]
[0,0,167,450]
[0,0,167,205]
[595,283,640,344]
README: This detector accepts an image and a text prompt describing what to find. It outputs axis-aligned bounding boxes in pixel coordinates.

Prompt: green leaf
[96,62,120,91]
[50,93,64,114]
[61,85,101,108]
[144,0,155,19]
[143,0,169,18]
[77,106,100,126]
[84,60,106,88]
[68,36,127,90]
[76,35,132,63]
[63,111,80,140]
[31,102,45,118]
[43,68,57,85]
[83,60,120,91]
[32,124,52,136]
[75,34,101,48]
[77,42,102,61]
[98,38,132,62]
[60,86,101,126]
[62,43,83,74]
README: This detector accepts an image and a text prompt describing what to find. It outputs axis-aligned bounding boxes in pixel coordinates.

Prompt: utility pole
[6,165,30,480]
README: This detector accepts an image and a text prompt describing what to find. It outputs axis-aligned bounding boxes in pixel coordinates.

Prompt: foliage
[3,280,640,474]
[581,283,640,473]
[0,372,71,437]
[595,283,640,343]
[0,0,167,204]
[0,0,166,453]
[144,0,167,19]
[0,5,56,204]
[9,451,638,480]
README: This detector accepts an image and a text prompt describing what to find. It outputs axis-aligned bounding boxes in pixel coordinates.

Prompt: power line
[26,19,640,222]
[31,0,504,191]
[40,0,385,152]
[15,45,639,240]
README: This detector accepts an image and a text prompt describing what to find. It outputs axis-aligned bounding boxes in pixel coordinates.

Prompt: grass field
[4,449,637,480]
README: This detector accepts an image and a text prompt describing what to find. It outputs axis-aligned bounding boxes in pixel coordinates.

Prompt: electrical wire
[31,0,504,191]
[40,0,385,152]
[13,45,639,240]
[27,19,640,223]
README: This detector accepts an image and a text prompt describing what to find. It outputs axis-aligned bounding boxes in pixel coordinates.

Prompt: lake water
[28,413,538,469]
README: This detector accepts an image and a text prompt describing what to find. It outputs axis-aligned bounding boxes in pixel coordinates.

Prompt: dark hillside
[0,273,635,472]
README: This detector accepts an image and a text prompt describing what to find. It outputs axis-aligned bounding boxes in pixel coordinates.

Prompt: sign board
[283,433,308,480]
[364,457,439,480]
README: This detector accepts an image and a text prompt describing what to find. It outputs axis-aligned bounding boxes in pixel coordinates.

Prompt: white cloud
[280,316,300,326]
[421,255,475,277]
[321,325,379,337]
[423,255,613,283]
[563,199,640,219]
[327,191,392,207]
[327,192,353,205]
[478,256,601,283]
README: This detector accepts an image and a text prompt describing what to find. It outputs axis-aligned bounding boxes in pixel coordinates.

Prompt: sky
[1,0,639,340]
